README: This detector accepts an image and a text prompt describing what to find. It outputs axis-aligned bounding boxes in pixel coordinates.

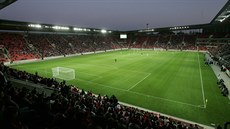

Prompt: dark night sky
[0,0,227,31]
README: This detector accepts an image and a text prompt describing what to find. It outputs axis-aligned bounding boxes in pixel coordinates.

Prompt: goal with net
[52,67,75,80]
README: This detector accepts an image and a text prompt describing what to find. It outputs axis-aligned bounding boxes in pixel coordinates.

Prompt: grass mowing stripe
[197,52,206,108]
[78,77,204,109]
[77,71,102,78]
[120,69,151,75]
[127,73,151,91]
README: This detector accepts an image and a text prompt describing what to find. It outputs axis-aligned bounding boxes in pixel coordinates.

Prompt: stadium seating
[0,31,228,69]
[0,31,216,63]
[0,33,39,61]
[217,78,229,96]
[208,44,230,70]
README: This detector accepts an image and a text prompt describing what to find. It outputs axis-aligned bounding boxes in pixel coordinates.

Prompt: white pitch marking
[78,78,204,109]
[197,53,206,108]
[127,73,151,91]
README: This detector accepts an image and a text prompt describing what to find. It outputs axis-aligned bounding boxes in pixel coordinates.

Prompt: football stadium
[0,0,230,129]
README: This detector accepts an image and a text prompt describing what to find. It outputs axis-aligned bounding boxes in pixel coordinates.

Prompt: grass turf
[11,50,230,126]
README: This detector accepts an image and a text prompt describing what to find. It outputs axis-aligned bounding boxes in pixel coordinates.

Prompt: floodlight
[101,29,107,33]
[74,28,83,31]
[28,24,42,28]
[52,26,69,30]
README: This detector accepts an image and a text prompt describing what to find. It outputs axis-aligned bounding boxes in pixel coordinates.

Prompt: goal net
[52,67,75,80]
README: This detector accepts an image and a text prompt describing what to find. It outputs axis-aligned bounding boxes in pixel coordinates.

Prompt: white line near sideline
[197,53,206,108]
[78,78,204,109]
[127,73,151,91]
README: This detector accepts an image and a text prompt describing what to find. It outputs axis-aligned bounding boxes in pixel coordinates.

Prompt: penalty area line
[127,73,151,91]
[77,78,204,109]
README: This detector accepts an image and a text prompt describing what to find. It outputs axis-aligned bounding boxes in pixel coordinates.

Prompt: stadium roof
[211,0,230,24]
[0,0,228,31]
[0,0,16,10]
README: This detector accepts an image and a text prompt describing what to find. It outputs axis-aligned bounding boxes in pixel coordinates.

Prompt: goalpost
[52,67,75,80]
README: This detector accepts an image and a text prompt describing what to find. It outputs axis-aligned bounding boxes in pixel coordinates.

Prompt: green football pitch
[11,50,230,126]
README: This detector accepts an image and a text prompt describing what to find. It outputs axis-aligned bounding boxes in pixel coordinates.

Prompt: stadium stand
[26,34,60,57]
[207,44,230,71]
[217,78,229,96]
[0,31,229,76]
[1,31,218,64]
[0,32,124,61]
[0,33,39,61]
[205,45,230,98]
[126,33,200,51]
